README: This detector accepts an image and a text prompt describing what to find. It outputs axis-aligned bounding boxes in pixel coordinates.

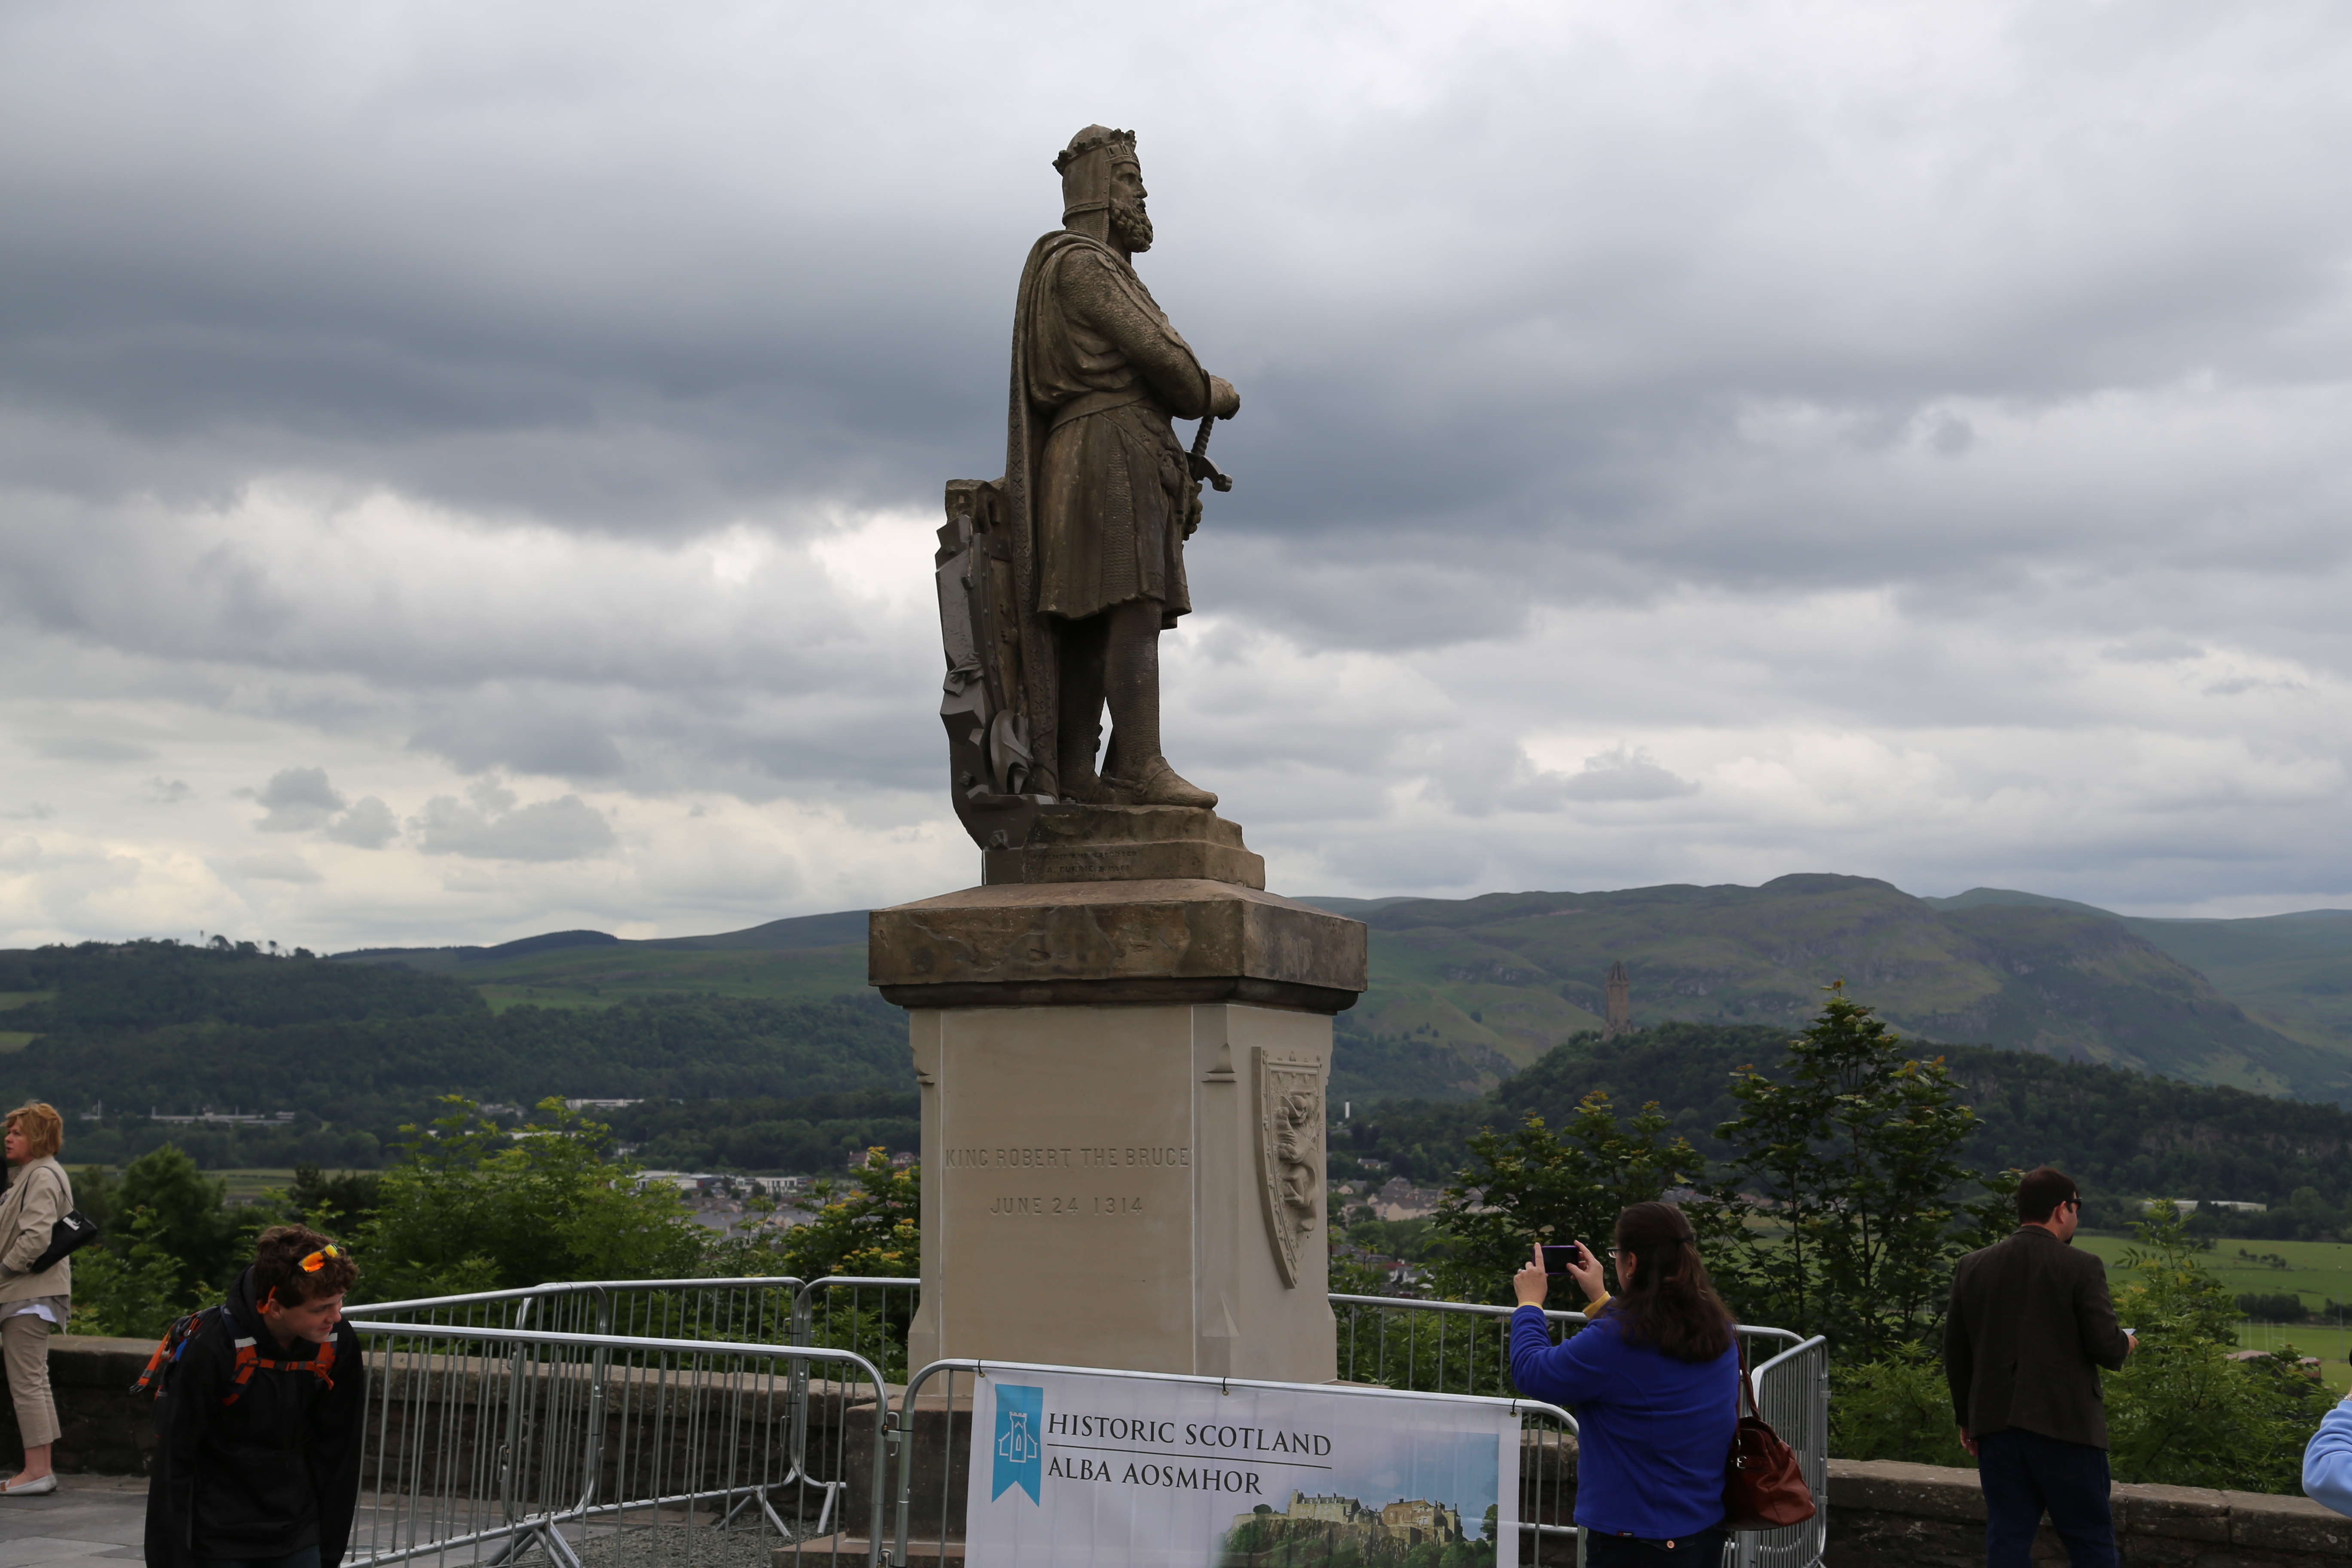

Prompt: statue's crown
[1056,125,1138,220]
[1054,125,1136,176]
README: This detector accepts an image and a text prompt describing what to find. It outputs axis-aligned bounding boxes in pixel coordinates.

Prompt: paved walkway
[0,1475,146,1568]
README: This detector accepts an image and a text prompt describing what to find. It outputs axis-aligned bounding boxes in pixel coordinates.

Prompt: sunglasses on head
[298,1244,344,1273]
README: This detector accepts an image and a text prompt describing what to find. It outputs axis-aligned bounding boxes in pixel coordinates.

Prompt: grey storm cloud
[252,767,346,833]
[410,784,617,864]
[4,0,2352,946]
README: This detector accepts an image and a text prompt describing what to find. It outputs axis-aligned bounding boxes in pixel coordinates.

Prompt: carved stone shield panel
[1254,1047,1326,1289]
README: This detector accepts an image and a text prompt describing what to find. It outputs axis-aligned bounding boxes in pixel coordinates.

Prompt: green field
[211,1168,299,1201]
[0,992,50,1052]
[2079,1231,2352,1390]
[456,945,871,1014]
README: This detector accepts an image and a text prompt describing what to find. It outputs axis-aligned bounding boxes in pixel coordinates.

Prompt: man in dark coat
[145,1224,366,1568]
[1945,1167,2136,1568]
[1004,125,1242,808]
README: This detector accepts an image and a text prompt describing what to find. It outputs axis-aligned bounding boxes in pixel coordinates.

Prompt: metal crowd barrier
[1331,1292,1810,1394]
[357,1277,808,1344]
[791,1277,922,1385]
[1736,1332,1831,1568]
[346,1280,1826,1568]
[1329,1295,1828,1568]
[341,1315,891,1568]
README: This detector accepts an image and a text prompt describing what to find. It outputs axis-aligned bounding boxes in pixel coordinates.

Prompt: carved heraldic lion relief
[1254,1049,1326,1288]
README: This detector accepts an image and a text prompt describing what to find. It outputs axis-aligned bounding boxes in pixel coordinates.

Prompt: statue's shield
[1253,1047,1326,1289]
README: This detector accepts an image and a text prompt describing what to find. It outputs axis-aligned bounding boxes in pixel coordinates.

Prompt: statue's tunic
[1022,233,1213,627]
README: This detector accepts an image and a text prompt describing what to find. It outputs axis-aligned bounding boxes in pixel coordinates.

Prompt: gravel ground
[513,1525,797,1568]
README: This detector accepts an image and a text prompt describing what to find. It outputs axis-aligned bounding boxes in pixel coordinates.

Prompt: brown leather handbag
[1723,1357,1816,1531]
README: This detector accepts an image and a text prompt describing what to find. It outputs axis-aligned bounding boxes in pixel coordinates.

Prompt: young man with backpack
[140,1224,366,1568]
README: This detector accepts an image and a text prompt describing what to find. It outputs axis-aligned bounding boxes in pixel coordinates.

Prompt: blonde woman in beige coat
[0,1103,71,1496]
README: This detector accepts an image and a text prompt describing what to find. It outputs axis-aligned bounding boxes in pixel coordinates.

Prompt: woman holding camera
[1509,1200,1740,1568]
[0,1102,74,1497]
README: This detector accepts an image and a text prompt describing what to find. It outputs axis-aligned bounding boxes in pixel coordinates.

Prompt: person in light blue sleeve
[1507,1201,1740,1568]
[2304,1395,2352,1514]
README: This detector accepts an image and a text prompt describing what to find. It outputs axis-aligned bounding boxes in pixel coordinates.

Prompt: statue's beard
[1110,199,1154,253]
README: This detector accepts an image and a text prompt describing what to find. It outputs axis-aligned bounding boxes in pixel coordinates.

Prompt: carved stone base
[900,1001,1340,1382]
[979,803,1265,889]
[869,878,1365,1012]
[875,879,1366,1380]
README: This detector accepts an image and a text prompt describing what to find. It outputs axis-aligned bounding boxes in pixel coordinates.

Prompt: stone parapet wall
[0,1335,158,1476]
[1831,1459,2352,1567]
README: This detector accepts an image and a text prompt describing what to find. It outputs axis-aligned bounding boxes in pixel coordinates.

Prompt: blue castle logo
[992,1384,1044,1503]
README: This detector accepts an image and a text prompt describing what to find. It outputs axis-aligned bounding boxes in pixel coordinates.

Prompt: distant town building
[149,1109,295,1125]
[1602,960,1632,1040]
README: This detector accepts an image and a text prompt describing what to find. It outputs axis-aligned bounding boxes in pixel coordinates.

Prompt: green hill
[329,874,2352,1105]
[1923,888,2352,1061]
[0,940,906,1169]
[1335,1022,2352,1216]
[19,873,2352,1173]
[1337,875,2349,1101]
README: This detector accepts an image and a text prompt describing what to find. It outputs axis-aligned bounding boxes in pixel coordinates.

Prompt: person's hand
[2126,1332,2138,1355]
[1958,1425,1978,1458]
[1208,376,1240,420]
[1562,1240,1608,1305]
[1513,1242,1548,1309]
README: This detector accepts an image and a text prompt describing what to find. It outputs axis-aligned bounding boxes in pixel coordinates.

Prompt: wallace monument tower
[869,127,1369,1381]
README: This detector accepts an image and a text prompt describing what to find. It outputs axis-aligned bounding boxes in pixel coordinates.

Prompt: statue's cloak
[1004,228,1211,798]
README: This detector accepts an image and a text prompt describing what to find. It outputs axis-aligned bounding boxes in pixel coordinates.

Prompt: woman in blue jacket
[1508,1200,1740,1568]
[2304,1396,2352,1514]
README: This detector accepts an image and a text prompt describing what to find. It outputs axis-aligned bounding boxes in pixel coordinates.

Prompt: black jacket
[1944,1225,2132,1449]
[143,1267,367,1568]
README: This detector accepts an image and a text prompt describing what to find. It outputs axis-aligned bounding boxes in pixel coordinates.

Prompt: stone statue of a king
[1003,124,1241,808]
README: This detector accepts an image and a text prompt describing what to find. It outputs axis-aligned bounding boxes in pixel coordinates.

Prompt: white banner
[965,1366,1519,1568]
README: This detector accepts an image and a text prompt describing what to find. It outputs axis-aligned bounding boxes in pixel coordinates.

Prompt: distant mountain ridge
[322,875,2352,1107]
[333,910,870,971]
[1335,875,2352,1102]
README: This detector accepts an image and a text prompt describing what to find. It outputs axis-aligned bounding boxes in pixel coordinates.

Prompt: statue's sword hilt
[1188,416,1234,493]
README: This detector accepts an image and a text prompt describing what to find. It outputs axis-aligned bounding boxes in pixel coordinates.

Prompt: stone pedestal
[871,878,1366,1383]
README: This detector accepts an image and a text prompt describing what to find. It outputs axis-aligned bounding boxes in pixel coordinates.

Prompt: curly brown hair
[5,1103,61,1161]
[252,1223,358,1308]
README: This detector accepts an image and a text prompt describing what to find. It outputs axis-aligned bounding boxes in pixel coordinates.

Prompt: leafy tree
[1708,983,2011,1358]
[2102,1203,2323,1491]
[720,1147,919,1283]
[357,1097,703,1301]
[1828,1341,1974,1467]
[1833,1204,2327,1494]
[288,1164,382,1233]
[1429,1091,1712,1305]
[68,1207,198,1339]
[112,1143,242,1298]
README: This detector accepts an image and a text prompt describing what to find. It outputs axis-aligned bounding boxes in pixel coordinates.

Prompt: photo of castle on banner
[966,1365,1516,1568]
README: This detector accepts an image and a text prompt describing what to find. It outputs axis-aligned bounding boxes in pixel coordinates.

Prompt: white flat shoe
[0,1473,55,1495]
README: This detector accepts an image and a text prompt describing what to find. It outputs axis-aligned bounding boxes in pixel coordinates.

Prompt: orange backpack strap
[222,1332,337,1406]
[128,1310,211,1398]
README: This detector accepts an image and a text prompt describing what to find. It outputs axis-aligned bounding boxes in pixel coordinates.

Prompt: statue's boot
[1123,756,1218,809]
[1056,621,1112,804]
[1096,597,1221,806]
[1056,758,1112,805]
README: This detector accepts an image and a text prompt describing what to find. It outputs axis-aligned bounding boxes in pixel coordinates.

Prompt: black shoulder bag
[16,1168,98,1275]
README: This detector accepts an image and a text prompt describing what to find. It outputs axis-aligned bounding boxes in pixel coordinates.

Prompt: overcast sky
[3,0,2349,950]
